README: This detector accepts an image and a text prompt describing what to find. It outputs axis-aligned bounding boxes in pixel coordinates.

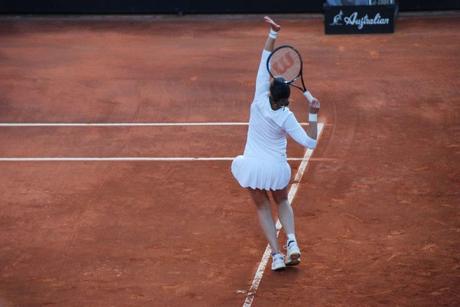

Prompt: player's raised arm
[263,16,280,52]
[254,16,281,99]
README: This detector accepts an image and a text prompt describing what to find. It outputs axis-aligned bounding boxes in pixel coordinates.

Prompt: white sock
[287,233,297,243]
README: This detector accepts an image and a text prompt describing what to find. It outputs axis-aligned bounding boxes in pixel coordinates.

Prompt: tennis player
[231,16,320,271]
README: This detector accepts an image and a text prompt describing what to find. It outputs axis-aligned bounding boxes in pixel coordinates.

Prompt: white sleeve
[254,50,271,99]
[283,113,317,149]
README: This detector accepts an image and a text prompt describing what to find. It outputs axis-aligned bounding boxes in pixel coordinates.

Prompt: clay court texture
[0,13,459,306]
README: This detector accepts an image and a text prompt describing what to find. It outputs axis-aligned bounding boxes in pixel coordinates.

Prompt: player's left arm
[254,16,281,98]
[263,16,280,52]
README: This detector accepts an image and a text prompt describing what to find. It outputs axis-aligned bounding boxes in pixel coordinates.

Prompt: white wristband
[269,29,278,39]
[309,113,318,122]
[303,90,314,103]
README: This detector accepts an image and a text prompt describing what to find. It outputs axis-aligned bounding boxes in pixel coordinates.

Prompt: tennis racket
[266,45,315,102]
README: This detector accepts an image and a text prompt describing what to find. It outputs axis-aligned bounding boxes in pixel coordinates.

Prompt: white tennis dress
[231,50,317,190]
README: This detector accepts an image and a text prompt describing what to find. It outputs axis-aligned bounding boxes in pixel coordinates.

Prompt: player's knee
[272,189,288,204]
[249,188,269,206]
[254,200,270,210]
[274,197,288,206]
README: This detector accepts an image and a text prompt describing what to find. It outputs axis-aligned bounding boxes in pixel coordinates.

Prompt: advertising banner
[324,4,397,34]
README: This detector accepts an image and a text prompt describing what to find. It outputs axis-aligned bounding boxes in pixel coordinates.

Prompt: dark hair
[270,77,290,107]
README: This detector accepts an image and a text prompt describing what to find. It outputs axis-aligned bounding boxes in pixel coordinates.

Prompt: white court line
[0,157,314,162]
[0,124,325,162]
[0,122,310,127]
[242,123,324,307]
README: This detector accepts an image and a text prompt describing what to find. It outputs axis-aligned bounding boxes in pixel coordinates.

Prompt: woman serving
[231,16,321,271]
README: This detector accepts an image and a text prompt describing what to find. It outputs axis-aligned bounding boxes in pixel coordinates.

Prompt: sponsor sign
[324,4,397,34]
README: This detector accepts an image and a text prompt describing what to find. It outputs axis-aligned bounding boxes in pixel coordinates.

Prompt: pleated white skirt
[231,155,291,190]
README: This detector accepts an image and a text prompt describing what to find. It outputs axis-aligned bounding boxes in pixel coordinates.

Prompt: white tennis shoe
[271,253,286,271]
[285,240,301,266]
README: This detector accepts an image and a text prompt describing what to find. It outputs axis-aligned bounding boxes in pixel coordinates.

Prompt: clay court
[0,13,459,306]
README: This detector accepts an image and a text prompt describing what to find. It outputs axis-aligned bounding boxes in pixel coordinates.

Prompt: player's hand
[309,98,321,114]
[264,16,281,32]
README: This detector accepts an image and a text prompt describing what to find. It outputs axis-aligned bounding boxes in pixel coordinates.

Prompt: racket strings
[268,48,302,82]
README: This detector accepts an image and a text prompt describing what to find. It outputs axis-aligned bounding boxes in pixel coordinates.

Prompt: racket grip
[303,90,315,103]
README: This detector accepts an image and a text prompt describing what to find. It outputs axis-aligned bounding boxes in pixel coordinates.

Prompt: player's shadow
[271,265,302,278]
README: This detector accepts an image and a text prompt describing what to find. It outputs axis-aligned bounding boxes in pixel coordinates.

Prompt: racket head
[266,45,303,84]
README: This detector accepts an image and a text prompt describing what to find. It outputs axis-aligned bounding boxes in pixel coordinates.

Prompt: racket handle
[303,90,315,103]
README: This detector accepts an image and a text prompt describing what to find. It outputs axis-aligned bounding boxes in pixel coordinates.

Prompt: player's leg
[249,188,280,253]
[272,187,301,266]
[248,188,285,270]
[272,187,295,234]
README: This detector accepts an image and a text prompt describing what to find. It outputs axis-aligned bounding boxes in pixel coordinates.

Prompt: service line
[0,157,312,162]
[0,122,310,127]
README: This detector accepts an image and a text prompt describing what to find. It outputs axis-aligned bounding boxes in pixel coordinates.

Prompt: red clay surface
[0,14,459,306]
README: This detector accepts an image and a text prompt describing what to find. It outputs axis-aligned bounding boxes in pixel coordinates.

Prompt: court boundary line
[0,122,310,127]
[0,123,325,162]
[242,123,324,307]
[0,156,333,162]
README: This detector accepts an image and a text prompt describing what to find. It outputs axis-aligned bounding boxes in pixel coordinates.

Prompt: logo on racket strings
[272,53,295,75]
